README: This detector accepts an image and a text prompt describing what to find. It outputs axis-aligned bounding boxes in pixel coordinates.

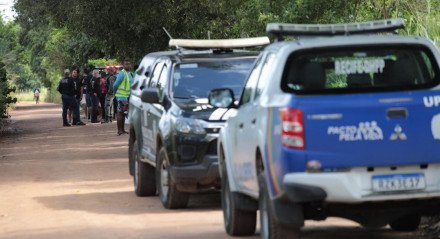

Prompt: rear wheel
[222,165,256,236]
[156,147,189,209]
[128,131,135,176]
[133,140,156,196]
[390,214,421,232]
[259,173,300,239]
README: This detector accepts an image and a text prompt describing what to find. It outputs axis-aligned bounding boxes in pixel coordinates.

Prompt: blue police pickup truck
[209,19,440,238]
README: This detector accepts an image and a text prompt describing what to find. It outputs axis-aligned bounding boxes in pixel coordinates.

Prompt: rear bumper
[283,164,440,203]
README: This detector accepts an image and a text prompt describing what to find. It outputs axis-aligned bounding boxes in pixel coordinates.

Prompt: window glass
[240,57,263,105]
[172,57,255,100]
[158,65,168,99]
[149,62,164,88]
[282,45,440,94]
[255,53,275,99]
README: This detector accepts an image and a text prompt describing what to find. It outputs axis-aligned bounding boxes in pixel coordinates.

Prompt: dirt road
[0,102,422,239]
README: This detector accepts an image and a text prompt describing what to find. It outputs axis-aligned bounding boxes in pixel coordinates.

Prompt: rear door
[282,44,440,170]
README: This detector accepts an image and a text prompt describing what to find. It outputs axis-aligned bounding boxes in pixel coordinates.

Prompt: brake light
[280,108,305,149]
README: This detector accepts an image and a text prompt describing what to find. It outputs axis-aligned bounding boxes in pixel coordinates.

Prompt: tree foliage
[0,0,439,104]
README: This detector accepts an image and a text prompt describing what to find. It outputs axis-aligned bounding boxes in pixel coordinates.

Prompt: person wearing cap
[57,69,77,127]
[113,60,133,135]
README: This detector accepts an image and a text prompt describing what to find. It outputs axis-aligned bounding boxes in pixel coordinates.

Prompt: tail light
[280,108,305,149]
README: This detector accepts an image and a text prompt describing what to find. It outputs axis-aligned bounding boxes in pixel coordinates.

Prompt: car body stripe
[265,108,282,195]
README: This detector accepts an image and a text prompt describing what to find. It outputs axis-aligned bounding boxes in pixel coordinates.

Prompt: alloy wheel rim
[160,159,169,199]
[134,155,139,189]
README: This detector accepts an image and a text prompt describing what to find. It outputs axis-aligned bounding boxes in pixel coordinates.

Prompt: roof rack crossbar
[267,18,405,39]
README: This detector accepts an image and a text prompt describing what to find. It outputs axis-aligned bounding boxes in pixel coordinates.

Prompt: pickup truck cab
[128,37,267,209]
[210,19,440,238]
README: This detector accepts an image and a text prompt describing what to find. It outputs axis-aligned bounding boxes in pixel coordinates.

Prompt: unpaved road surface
[0,102,422,239]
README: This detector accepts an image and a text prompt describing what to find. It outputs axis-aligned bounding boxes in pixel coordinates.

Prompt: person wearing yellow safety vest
[113,60,133,135]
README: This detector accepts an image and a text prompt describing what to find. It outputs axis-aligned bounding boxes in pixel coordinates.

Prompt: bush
[0,62,17,127]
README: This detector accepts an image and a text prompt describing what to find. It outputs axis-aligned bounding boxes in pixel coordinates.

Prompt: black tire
[259,174,300,239]
[360,221,387,229]
[133,140,156,196]
[222,167,257,236]
[128,131,135,176]
[156,147,189,209]
[390,214,421,232]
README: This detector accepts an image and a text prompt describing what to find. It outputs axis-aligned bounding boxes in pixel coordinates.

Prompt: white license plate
[372,173,426,192]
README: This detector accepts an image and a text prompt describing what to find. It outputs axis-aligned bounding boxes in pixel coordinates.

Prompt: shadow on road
[301,226,422,239]
[34,191,222,215]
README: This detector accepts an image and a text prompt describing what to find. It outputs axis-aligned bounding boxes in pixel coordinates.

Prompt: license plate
[372,173,426,192]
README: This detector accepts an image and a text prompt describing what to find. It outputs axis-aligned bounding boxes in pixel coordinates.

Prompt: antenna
[163,27,173,40]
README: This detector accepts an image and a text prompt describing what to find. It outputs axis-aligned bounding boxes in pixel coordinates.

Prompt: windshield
[172,58,255,99]
[282,45,440,94]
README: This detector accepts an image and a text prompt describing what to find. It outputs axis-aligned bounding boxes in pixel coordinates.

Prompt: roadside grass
[13,88,48,102]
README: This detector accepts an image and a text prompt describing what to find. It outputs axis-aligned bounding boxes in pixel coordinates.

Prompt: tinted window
[158,65,168,99]
[241,57,263,105]
[255,53,275,99]
[282,45,440,94]
[149,62,164,88]
[173,58,255,99]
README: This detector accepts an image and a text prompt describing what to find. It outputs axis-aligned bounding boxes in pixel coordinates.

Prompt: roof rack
[169,37,270,49]
[267,18,405,40]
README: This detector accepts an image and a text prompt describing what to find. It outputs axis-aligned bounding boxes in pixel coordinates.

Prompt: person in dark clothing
[89,69,102,123]
[104,67,117,123]
[57,69,77,127]
[71,69,86,126]
[82,68,93,121]
[99,71,107,122]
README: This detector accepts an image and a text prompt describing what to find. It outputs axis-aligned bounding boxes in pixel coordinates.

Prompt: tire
[360,221,387,229]
[390,214,421,232]
[156,147,189,209]
[128,132,135,176]
[222,166,257,236]
[133,140,156,196]
[259,174,300,239]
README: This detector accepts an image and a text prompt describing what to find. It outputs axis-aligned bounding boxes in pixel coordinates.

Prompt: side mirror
[141,88,160,104]
[208,88,235,108]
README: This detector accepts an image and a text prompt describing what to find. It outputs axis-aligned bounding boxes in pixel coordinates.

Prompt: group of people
[57,60,134,135]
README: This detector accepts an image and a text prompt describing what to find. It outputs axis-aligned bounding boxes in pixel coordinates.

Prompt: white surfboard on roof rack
[169,37,270,49]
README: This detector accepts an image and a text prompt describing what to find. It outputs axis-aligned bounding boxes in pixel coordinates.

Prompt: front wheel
[222,167,256,236]
[156,147,189,209]
[133,140,156,196]
[259,173,300,239]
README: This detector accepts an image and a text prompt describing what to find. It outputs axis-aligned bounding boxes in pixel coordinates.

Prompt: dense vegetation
[0,1,438,115]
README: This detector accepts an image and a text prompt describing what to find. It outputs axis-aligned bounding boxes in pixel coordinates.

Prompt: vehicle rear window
[172,58,255,99]
[281,45,440,94]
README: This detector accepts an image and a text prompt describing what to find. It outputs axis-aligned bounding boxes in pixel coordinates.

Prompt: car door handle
[239,123,244,129]
[251,119,256,124]
[387,108,408,119]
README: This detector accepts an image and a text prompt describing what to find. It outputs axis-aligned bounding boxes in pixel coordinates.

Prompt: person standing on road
[89,69,102,123]
[104,67,116,123]
[33,87,40,104]
[99,71,107,122]
[82,68,93,121]
[71,69,86,126]
[113,60,133,135]
[57,69,77,127]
